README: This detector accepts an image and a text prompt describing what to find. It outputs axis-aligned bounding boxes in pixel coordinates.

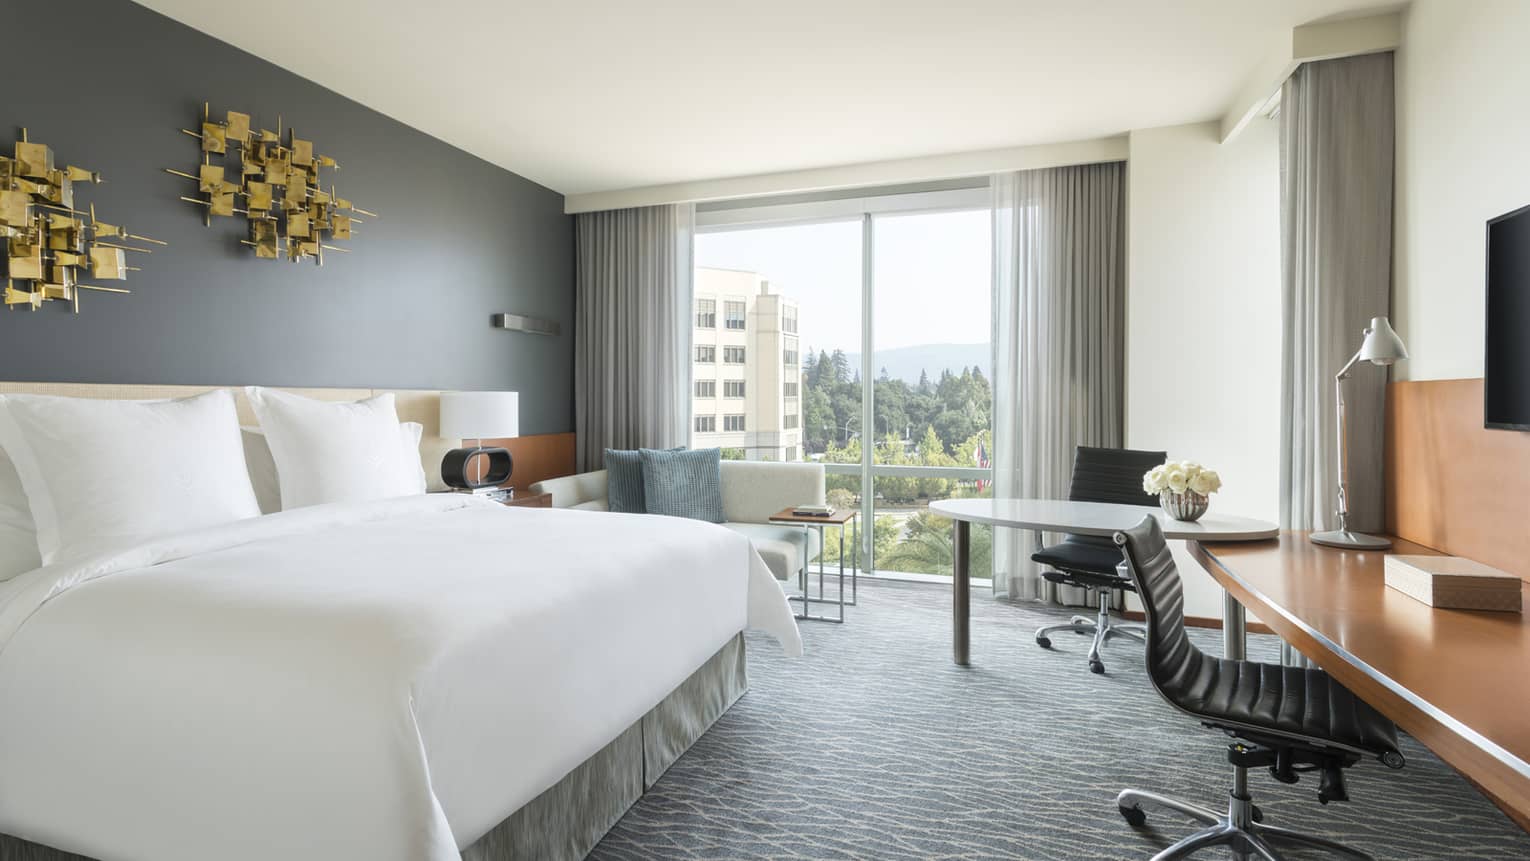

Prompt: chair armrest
[530,470,608,508]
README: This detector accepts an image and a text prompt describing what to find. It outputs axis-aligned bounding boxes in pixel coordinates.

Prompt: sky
[694,208,992,357]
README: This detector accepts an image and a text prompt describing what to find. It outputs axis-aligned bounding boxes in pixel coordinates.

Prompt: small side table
[768,508,858,623]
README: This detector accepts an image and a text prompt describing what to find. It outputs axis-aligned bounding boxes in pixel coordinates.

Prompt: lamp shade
[440,391,519,440]
[1358,316,1409,365]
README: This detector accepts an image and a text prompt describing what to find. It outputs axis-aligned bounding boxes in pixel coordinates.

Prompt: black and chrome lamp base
[441,446,513,491]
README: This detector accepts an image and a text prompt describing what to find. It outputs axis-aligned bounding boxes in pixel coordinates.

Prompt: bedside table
[498,490,552,508]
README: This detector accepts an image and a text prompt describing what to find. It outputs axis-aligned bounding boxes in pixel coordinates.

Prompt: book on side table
[1384,555,1523,612]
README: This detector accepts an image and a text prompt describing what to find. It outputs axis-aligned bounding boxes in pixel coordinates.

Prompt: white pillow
[0,390,261,565]
[0,449,41,580]
[241,422,425,515]
[246,388,426,510]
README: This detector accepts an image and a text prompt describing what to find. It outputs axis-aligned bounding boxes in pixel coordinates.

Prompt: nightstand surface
[500,491,553,508]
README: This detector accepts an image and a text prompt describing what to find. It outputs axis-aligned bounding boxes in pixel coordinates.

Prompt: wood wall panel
[1385,378,1530,582]
[479,432,577,491]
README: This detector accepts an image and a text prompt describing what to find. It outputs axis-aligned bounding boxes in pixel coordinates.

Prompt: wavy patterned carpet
[590,579,1530,860]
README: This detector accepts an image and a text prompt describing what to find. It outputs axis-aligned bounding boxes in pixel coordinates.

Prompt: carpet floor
[590,579,1530,860]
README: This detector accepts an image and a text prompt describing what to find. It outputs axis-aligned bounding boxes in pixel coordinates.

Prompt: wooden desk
[1193,533,1530,829]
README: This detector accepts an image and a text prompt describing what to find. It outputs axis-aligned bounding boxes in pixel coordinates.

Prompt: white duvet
[0,495,800,861]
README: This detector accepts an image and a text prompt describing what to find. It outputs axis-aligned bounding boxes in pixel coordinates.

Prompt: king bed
[0,383,801,861]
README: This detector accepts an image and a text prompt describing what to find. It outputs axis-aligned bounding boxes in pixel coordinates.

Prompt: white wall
[1126,119,1282,619]
[1394,0,1530,381]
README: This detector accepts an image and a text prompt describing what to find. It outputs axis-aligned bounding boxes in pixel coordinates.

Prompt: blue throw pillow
[640,448,725,523]
[604,448,648,513]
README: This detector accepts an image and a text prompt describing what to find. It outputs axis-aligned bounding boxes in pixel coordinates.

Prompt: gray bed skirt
[0,633,749,861]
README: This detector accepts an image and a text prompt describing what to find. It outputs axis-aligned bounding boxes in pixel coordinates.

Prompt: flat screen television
[1485,203,1530,430]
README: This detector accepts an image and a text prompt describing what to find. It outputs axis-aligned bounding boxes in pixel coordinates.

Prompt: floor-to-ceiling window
[693,183,994,582]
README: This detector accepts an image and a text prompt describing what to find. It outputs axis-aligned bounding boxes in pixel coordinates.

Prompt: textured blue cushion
[640,448,725,523]
[604,449,648,513]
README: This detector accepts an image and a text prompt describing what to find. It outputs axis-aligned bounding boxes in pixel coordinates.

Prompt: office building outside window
[695,298,716,329]
[689,267,803,462]
[724,300,747,330]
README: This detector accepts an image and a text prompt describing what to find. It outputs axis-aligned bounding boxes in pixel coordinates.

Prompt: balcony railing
[810,462,995,583]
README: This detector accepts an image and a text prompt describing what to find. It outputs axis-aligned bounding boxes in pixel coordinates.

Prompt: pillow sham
[241,422,425,515]
[0,449,41,580]
[0,390,261,565]
[246,388,426,510]
[640,447,725,523]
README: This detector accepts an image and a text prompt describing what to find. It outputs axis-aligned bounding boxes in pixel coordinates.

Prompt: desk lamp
[1310,317,1408,550]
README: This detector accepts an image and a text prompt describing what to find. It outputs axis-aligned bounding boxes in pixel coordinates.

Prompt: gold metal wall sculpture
[1,128,163,312]
[167,103,375,264]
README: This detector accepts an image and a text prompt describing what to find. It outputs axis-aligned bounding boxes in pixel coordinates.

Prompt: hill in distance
[839,343,990,385]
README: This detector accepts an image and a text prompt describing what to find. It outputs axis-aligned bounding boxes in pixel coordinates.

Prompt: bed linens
[246,388,426,509]
[0,390,259,565]
[0,494,799,861]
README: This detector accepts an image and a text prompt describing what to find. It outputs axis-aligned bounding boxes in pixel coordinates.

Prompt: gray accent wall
[1,0,574,434]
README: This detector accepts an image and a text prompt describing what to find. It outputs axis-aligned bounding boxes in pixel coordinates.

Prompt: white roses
[1143,461,1222,496]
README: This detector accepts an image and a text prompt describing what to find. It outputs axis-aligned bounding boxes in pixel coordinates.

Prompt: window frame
[724,300,747,330]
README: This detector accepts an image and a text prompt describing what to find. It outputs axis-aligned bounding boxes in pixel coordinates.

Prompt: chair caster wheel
[1251,805,1264,823]
[1089,659,1105,674]
[1036,636,1052,649]
[1119,804,1147,827]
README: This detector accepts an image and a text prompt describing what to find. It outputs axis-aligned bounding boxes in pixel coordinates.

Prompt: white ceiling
[134,0,1388,197]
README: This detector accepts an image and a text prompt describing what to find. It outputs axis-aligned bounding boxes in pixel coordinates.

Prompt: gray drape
[991,163,1126,601]
[1279,52,1395,532]
[574,204,695,472]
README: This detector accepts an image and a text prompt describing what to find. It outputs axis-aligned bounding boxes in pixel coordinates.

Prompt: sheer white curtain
[991,163,1126,601]
[1279,52,1394,532]
[574,203,695,471]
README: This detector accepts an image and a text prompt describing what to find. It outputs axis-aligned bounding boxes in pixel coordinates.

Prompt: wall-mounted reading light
[492,313,560,336]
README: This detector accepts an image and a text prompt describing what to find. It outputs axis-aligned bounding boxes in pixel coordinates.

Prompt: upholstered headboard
[0,383,458,492]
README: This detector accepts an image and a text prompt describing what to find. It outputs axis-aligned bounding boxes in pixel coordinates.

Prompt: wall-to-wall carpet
[594,580,1530,860]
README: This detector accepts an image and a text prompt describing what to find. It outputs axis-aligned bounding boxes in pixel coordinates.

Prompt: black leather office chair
[1112,516,1405,860]
[1032,446,1166,673]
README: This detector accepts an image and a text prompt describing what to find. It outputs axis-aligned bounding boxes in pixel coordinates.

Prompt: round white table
[929,498,1279,665]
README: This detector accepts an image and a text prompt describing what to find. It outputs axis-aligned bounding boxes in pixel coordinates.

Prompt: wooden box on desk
[1384,555,1523,612]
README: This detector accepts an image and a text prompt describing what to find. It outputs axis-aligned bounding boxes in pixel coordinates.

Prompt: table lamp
[1310,317,1408,550]
[439,391,519,492]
